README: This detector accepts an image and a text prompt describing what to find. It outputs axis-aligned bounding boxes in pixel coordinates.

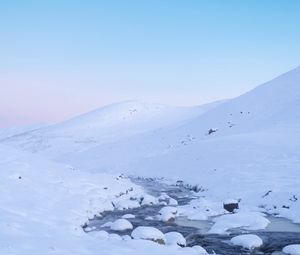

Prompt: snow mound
[88,230,109,240]
[131,226,166,244]
[283,245,300,255]
[165,232,186,247]
[122,235,132,241]
[168,198,178,206]
[159,193,170,201]
[141,194,159,205]
[110,219,133,231]
[209,212,270,234]
[114,199,140,210]
[109,233,122,241]
[230,234,263,250]
[158,206,178,222]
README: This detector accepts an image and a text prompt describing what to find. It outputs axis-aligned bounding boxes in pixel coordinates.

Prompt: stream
[85,178,300,255]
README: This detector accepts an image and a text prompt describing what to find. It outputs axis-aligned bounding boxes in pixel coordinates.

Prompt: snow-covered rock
[145,216,154,220]
[141,194,159,206]
[110,219,133,231]
[283,245,300,255]
[109,233,122,241]
[230,234,263,250]
[101,221,113,228]
[122,235,132,241]
[177,197,223,221]
[160,201,168,206]
[165,232,186,247]
[223,199,239,213]
[122,214,135,219]
[158,206,178,222]
[131,226,166,244]
[168,198,178,206]
[114,199,140,210]
[159,193,170,201]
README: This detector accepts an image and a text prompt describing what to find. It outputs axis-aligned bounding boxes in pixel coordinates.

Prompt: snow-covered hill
[179,66,300,135]
[1,67,300,225]
[0,100,223,157]
[0,123,48,140]
[74,67,299,222]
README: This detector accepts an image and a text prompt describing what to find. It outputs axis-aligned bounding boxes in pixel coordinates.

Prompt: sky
[1,0,300,127]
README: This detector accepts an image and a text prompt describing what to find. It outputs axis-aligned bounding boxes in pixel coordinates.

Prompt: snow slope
[0,100,222,158]
[0,123,48,140]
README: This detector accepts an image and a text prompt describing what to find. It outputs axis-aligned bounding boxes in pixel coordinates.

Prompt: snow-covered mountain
[0,100,223,157]
[1,67,300,224]
[1,66,300,254]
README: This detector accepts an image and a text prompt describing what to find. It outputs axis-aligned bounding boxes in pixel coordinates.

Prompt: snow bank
[283,245,300,255]
[209,212,270,234]
[230,234,263,250]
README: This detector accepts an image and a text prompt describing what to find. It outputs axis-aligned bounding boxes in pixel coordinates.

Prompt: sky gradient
[1,0,300,127]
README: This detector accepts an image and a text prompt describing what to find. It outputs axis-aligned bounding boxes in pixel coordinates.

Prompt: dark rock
[223,201,239,213]
[207,128,218,135]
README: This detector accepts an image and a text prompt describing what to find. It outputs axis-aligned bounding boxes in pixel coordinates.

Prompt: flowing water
[86,178,300,255]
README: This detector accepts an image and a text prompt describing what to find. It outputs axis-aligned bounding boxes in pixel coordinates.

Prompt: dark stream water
[85,178,300,255]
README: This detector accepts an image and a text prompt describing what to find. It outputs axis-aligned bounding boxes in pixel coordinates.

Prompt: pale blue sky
[1,0,300,127]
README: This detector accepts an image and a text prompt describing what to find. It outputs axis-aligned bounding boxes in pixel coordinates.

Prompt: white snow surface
[230,234,263,250]
[283,245,300,255]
